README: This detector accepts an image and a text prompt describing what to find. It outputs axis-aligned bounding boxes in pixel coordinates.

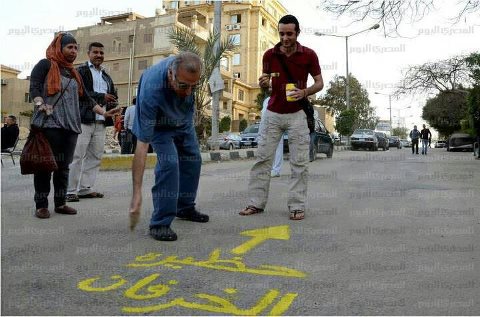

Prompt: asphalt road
[1,148,479,315]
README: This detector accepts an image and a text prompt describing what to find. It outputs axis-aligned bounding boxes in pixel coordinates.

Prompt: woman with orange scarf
[29,32,96,219]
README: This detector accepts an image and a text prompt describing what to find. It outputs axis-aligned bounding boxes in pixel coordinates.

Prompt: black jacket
[1,124,19,149]
[77,62,116,126]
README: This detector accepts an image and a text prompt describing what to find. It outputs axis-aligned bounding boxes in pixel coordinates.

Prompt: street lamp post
[375,92,393,135]
[315,24,379,110]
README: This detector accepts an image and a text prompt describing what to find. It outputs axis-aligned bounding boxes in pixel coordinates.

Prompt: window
[224,80,230,92]
[238,89,244,101]
[233,72,240,79]
[138,60,148,70]
[128,35,134,43]
[113,38,122,52]
[113,63,119,71]
[223,102,228,110]
[233,53,240,65]
[228,34,240,45]
[170,1,178,9]
[144,34,152,43]
[24,92,31,103]
[230,14,241,24]
[261,17,266,27]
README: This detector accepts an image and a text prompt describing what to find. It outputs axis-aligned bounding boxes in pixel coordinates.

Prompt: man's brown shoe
[54,205,77,215]
[35,208,50,219]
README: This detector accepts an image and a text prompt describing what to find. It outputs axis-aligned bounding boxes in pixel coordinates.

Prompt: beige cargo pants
[248,109,310,212]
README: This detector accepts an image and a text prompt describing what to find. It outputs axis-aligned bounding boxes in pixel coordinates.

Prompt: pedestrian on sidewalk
[420,124,432,155]
[240,15,324,221]
[129,52,209,241]
[123,97,137,154]
[66,42,121,202]
[409,125,421,154]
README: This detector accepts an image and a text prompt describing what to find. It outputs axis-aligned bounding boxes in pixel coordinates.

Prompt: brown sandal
[289,210,305,220]
[239,205,264,216]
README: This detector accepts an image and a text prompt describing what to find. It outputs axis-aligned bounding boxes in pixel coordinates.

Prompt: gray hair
[170,51,203,75]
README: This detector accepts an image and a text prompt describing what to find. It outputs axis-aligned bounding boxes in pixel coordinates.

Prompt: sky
[1,0,478,138]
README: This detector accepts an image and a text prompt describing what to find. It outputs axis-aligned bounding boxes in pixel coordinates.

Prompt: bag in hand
[299,98,315,134]
[20,127,58,175]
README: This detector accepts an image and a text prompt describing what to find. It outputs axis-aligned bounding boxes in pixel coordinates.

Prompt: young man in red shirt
[240,15,324,221]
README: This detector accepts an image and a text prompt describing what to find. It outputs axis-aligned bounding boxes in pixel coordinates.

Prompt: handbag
[20,127,58,175]
[274,55,315,133]
[20,78,72,175]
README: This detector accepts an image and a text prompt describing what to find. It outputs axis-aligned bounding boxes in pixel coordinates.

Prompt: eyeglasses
[172,72,200,90]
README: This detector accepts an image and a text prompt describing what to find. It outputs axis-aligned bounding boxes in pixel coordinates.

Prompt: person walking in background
[309,109,320,162]
[129,52,209,241]
[409,125,421,155]
[420,124,432,155]
[240,14,324,221]
[66,42,121,202]
[261,95,284,177]
[29,32,95,218]
[123,97,137,154]
[1,115,19,151]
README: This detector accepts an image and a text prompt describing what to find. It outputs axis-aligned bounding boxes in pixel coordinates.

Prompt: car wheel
[229,143,234,150]
[327,145,333,158]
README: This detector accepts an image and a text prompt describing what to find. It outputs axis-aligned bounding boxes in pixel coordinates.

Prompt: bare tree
[321,0,479,36]
[395,55,471,96]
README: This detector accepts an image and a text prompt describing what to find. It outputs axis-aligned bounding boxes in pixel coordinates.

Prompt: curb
[100,149,258,171]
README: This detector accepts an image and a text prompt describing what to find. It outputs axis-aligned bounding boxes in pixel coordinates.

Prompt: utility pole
[210,1,223,150]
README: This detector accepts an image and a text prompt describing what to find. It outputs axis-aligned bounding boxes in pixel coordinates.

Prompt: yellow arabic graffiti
[126,248,306,278]
[77,274,297,316]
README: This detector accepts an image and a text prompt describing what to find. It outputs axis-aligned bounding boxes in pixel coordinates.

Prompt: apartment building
[67,0,287,131]
[1,65,31,128]
[166,0,287,127]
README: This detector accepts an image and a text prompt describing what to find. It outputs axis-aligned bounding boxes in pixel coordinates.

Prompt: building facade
[1,65,31,128]
[67,0,287,132]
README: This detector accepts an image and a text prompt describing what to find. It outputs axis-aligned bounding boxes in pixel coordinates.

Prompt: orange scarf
[45,34,84,96]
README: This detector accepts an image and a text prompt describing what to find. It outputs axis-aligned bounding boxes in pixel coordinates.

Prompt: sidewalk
[100,146,350,171]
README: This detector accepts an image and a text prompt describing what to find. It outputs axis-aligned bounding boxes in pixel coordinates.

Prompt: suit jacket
[77,62,116,126]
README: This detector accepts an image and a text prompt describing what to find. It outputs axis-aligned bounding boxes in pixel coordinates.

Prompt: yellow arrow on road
[230,225,290,255]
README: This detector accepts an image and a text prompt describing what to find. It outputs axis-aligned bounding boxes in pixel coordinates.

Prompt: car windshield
[243,125,259,134]
[353,129,373,135]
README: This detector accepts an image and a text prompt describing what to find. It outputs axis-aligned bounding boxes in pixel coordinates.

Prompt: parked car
[434,140,447,148]
[283,118,334,160]
[375,132,389,151]
[206,132,242,150]
[350,129,378,151]
[240,123,260,148]
[446,133,475,151]
[400,139,411,148]
[388,136,402,149]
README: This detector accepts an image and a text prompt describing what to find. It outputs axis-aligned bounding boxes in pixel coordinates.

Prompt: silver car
[206,133,242,150]
[350,129,378,151]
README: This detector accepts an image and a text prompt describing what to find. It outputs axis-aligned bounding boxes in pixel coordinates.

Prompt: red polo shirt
[263,42,321,114]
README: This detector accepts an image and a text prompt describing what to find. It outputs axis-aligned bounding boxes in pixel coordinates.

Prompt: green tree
[320,74,378,130]
[422,91,468,136]
[219,116,231,133]
[239,119,248,132]
[392,127,408,139]
[335,109,356,137]
[168,26,235,141]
